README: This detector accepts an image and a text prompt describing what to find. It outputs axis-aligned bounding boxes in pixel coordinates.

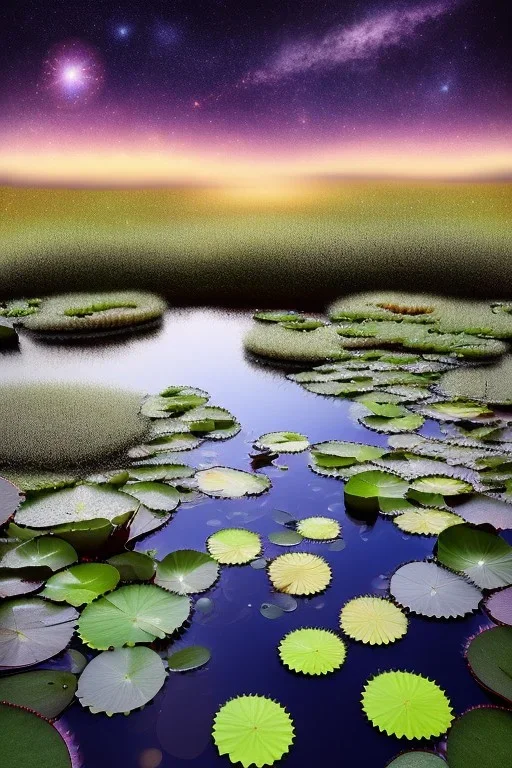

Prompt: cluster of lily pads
[0,290,166,343]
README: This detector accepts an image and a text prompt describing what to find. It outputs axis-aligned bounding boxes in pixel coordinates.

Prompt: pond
[0,308,505,768]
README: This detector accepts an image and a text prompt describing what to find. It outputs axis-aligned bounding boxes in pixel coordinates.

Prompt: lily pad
[15,484,139,528]
[123,481,180,512]
[484,586,512,625]
[268,552,331,596]
[466,626,512,702]
[78,584,191,649]
[207,529,262,565]
[0,569,44,598]
[212,695,295,767]
[0,702,72,767]
[107,552,156,582]
[454,494,512,530]
[390,561,482,618]
[393,509,464,536]
[255,432,309,454]
[0,536,77,572]
[76,646,167,715]
[278,628,346,675]
[0,476,22,525]
[141,387,209,418]
[344,470,409,513]
[42,563,120,606]
[168,645,211,672]
[410,476,473,496]
[437,524,512,589]
[296,516,341,541]
[0,598,78,668]
[360,414,425,434]
[128,464,195,482]
[268,530,304,546]
[155,550,219,594]
[0,670,77,718]
[386,752,446,767]
[340,596,408,645]
[362,670,453,739]
[446,706,512,768]
[195,467,270,498]
[126,505,171,542]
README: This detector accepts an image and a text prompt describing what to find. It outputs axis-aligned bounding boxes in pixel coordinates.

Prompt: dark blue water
[2,309,498,768]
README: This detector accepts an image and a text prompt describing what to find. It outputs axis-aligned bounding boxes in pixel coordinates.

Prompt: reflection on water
[1,309,496,767]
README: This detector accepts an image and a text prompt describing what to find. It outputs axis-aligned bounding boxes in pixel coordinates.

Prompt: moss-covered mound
[438,355,512,405]
[0,383,149,468]
[22,291,166,334]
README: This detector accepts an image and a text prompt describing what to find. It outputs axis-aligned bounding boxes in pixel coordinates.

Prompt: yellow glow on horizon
[0,141,511,186]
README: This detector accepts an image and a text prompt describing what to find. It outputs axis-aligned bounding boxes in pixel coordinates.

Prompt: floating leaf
[454,494,512,530]
[78,584,190,649]
[268,553,331,595]
[168,645,211,672]
[212,695,295,768]
[15,484,139,528]
[425,400,493,421]
[340,596,407,645]
[0,670,76,718]
[393,509,464,536]
[155,550,219,594]
[437,524,512,589]
[0,536,77,572]
[0,475,22,525]
[362,670,453,739]
[268,530,303,546]
[0,598,77,668]
[344,470,409,513]
[76,646,167,715]
[255,432,309,454]
[410,476,473,496]
[207,529,261,565]
[123,481,180,512]
[42,563,120,606]
[278,628,346,675]
[107,552,155,582]
[196,467,270,498]
[141,388,209,418]
[128,463,195,482]
[390,561,482,618]
[360,414,425,434]
[485,586,512,626]
[254,310,303,323]
[143,432,203,452]
[126,505,171,542]
[311,440,385,469]
[446,706,512,768]
[0,702,72,767]
[466,626,512,702]
[1,470,77,493]
[386,751,447,767]
[296,516,340,540]
[0,569,44,597]
[260,602,284,620]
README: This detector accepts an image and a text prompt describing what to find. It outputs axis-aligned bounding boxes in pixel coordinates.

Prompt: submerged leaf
[212,695,295,768]
[77,646,166,715]
[340,596,407,645]
[278,628,346,675]
[362,670,453,739]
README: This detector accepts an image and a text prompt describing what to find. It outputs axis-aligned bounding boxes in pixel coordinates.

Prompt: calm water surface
[1,309,497,768]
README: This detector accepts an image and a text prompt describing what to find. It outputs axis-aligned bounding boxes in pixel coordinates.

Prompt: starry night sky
[1,0,511,180]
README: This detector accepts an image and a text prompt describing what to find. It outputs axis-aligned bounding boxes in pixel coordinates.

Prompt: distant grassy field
[1,180,510,306]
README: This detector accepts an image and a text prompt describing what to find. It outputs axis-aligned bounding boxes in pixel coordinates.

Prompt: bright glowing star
[118,27,128,37]
[44,40,103,105]
[441,83,450,92]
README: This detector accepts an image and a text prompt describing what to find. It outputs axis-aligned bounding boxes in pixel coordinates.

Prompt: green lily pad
[76,646,167,715]
[466,626,512,702]
[423,401,493,421]
[155,550,219,594]
[107,552,155,581]
[386,751,446,767]
[0,670,77,718]
[255,432,309,454]
[268,530,304,546]
[123,481,180,512]
[168,645,211,672]
[128,463,195,482]
[0,471,77,493]
[78,583,190,649]
[0,702,72,767]
[195,467,271,498]
[0,536,77,572]
[344,470,409,513]
[15,484,139,528]
[410,476,473,496]
[437,524,512,589]
[254,310,303,323]
[42,563,120,606]
[0,598,78,668]
[360,413,425,433]
[310,440,385,470]
[446,706,512,768]
[141,388,209,418]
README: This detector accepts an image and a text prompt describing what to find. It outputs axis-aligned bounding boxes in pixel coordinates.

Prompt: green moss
[0,383,149,468]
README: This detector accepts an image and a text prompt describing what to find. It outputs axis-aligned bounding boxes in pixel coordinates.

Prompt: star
[440,83,450,93]
[116,25,131,40]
